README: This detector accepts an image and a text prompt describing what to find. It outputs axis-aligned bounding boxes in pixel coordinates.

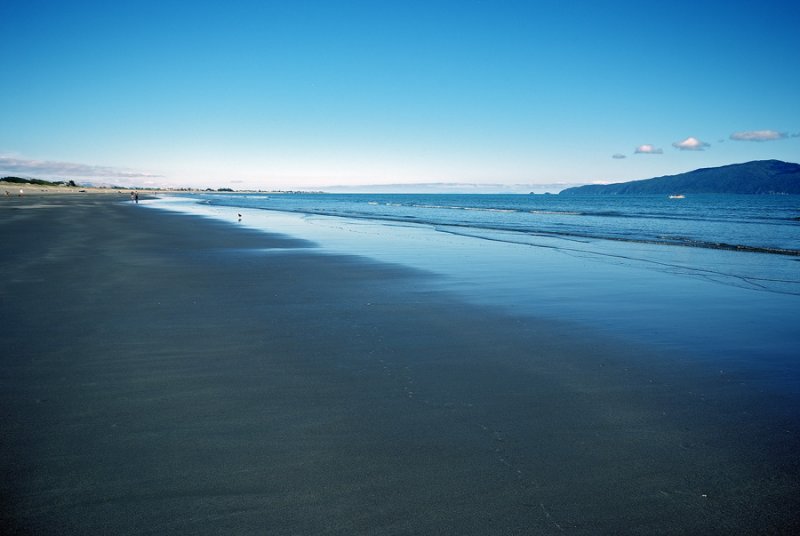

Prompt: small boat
[669,194,685,199]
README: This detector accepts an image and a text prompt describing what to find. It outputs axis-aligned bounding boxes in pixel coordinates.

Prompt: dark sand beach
[2,195,798,534]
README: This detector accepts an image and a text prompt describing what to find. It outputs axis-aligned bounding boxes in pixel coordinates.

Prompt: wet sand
[1,195,798,534]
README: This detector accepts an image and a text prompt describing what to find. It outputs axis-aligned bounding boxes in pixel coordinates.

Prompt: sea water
[149,193,800,396]
[196,193,800,254]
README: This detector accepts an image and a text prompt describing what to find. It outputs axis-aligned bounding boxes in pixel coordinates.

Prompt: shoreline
[0,181,296,198]
[0,181,149,196]
[2,194,798,534]
[153,195,800,392]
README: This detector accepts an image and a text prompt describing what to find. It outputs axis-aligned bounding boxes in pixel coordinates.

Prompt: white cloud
[729,130,788,142]
[0,156,162,179]
[672,136,710,151]
[612,153,626,159]
[634,144,663,154]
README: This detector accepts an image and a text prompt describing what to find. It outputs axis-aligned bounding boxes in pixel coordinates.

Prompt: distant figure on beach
[238,213,242,221]
[134,192,139,204]
[130,191,135,201]
[19,189,23,196]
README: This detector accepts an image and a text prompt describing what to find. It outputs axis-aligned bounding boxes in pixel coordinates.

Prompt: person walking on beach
[134,192,139,204]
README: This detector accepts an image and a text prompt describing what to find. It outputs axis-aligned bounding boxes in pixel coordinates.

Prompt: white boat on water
[669,194,686,199]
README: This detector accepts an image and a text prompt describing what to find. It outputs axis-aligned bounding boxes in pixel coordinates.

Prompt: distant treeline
[2,176,78,187]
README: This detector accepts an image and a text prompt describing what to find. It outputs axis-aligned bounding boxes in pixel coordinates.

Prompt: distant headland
[560,160,800,195]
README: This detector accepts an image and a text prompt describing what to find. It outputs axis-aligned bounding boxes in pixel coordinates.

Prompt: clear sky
[2,0,799,191]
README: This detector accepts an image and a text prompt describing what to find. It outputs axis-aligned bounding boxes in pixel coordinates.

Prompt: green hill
[560,160,800,195]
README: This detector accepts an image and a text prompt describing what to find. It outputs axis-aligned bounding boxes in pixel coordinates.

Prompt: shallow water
[196,193,800,254]
[149,195,800,398]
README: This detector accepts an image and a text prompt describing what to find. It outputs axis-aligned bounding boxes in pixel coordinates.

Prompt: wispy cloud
[729,130,788,142]
[634,144,663,154]
[672,136,710,151]
[0,156,162,179]
[611,153,626,159]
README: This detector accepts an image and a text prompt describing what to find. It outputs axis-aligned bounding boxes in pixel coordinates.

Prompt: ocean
[193,192,800,255]
[151,192,800,397]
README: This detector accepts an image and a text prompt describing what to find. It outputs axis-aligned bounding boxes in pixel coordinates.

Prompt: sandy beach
[0,180,192,198]
[1,193,798,534]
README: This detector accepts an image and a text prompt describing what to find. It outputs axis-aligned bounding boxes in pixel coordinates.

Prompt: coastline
[154,194,800,390]
[0,181,147,197]
[0,181,292,198]
[2,194,798,534]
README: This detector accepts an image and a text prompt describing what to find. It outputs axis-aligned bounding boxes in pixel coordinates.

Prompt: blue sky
[2,0,798,191]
